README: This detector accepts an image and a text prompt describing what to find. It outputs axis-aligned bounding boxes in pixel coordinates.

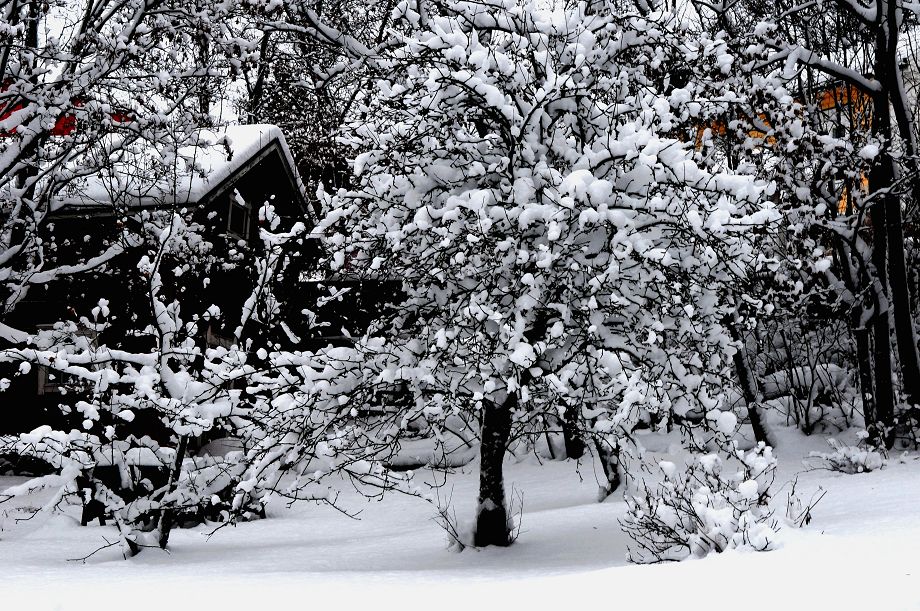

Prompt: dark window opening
[227,190,251,239]
[36,325,98,395]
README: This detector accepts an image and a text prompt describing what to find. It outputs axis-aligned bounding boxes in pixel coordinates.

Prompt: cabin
[0,122,402,440]
[0,124,320,435]
[11,123,316,335]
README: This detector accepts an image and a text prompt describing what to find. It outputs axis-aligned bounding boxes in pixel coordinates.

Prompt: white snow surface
[1,428,919,610]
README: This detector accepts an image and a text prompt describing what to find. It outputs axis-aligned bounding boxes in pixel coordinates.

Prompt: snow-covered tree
[694,0,920,448]
[0,0,430,559]
[319,0,778,547]
[670,5,874,444]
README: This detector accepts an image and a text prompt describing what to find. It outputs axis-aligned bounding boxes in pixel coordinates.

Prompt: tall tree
[321,0,777,546]
[712,0,920,446]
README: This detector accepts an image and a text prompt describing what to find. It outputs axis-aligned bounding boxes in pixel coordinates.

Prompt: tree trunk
[594,439,621,501]
[832,232,878,432]
[727,319,772,446]
[246,33,272,123]
[156,434,189,550]
[473,394,513,547]
[884,205,920,407]
[871,312,896,448]
[854,325,877,428]
[196,35,212,120]
[868,194,896,448]
[868,24,901,447]
[561,404,585,459]
[867,4,917,445]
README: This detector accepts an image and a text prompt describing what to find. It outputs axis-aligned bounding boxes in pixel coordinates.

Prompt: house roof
[51,124,311,218]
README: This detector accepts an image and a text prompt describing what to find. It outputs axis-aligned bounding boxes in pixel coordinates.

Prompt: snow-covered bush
[0,204,306,555]
[621,443,779,563]
[755,327,862,434]
[805,438,885,474]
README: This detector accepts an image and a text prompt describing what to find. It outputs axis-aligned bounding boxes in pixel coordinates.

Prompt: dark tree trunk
[196,35,212,120]
[864,5,918,446]
[854,325,877,427]
[884,205,920,406]
[561,404,585,459]
[727,319,772,446]
[473,394,514,547]
[594,439,621,501]
[835,236,879,434]
[246,33,272,123]
[868,192,896,448]
[868,30,900,448]
[871,312,896,448]
[156,434,189,550]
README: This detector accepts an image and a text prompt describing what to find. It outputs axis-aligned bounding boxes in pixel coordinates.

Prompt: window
[205,323,234,349]
[36,325,98,395]
[227,190,251,240]
[36,365,62,396]
[204,324,242,391]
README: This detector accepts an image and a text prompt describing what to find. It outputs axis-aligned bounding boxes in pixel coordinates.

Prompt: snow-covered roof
[51,124,308,214]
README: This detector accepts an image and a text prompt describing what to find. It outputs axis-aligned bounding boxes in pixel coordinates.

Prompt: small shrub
[805,438,885,474]
[621,442,779,563]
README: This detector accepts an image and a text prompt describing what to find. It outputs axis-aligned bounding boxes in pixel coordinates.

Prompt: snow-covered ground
[2,427,919,610]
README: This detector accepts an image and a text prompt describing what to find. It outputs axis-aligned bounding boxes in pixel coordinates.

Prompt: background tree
[697,0,920,448]
[238,0,396,197]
